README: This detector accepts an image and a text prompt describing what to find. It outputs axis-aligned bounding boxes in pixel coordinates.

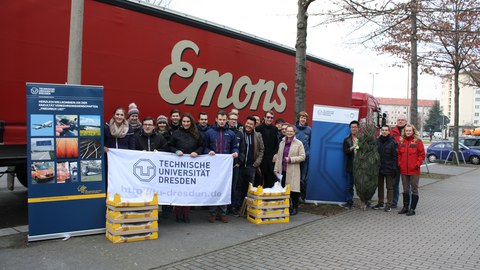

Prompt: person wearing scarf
[127,102,142,135]
[274,124,305,216]
[104,107,135,151]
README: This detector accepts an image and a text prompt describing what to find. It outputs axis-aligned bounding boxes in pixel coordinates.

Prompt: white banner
[107,149,233,206]
[312,104,359,124]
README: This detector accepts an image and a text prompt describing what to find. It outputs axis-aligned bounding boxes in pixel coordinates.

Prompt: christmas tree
[353,120,380,210]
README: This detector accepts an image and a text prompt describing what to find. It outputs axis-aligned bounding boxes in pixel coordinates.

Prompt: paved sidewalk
[1,166,478,269]
[157,167,480,269]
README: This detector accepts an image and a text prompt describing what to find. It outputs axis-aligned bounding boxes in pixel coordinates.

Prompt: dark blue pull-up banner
[26,83,105,241]
[306,105,358,204]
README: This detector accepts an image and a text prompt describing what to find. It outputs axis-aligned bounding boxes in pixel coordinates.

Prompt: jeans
[209,205,227,216]
[392,172,400,205]
[346,172,354,203]
[401,174,419,196]
[235,166,256,210]
[377,174,394,205]
[229,166,239,210]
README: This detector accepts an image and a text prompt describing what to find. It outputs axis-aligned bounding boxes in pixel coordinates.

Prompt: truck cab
[351,92,385,128]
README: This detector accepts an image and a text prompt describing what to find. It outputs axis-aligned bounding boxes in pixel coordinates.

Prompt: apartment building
[377,97,436,132]
[440,73,480,126]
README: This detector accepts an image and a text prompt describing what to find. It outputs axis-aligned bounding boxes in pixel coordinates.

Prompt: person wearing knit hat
[156,115,171,142]
[128,103,142,135]
[156,115,168,124]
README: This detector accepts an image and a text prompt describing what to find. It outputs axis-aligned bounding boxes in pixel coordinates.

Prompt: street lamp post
[369,72,379,96]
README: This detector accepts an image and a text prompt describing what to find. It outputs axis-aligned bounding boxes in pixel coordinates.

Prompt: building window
[475,120,479,124]
[476,98,480,102]
[476,90,480,95]
[476,105,480,109]
[475,113,480,117]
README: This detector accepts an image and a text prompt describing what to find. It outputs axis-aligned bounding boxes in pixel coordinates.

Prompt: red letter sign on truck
[0,0,353,187]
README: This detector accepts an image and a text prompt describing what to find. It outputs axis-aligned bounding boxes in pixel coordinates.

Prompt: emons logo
[133,159,156,182]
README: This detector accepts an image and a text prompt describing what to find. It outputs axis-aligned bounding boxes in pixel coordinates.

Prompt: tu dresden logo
[133,159,156,182]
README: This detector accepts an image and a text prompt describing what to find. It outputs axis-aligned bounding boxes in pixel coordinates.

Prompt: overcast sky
[167,0,440,100]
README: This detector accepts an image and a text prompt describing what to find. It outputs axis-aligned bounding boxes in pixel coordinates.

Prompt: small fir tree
[353,120,380,210]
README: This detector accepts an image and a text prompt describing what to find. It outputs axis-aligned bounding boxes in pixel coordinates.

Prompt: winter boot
[398,193,410,214]
[291,192,299,216]
[407,195,419,216]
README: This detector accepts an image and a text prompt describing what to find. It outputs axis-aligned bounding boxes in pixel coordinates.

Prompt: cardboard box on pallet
[246,184,290,225]
[106,230,158,244]
[105,193,159,243]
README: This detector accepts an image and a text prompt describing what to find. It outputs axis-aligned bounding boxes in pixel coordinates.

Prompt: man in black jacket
[255,111,279,188]
[372,125,398,212]
[342,120,359,209]
[135,116,168,152]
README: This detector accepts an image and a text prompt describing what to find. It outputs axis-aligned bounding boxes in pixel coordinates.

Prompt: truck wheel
[15,164,28,187]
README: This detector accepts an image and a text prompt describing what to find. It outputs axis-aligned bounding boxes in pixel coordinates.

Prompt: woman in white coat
[274,124,305,215]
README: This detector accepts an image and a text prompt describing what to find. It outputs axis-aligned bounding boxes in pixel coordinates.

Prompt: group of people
[342,114,426,216]
[104,103,312,223]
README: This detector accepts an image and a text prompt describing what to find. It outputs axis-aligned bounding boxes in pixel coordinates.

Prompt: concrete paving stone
[0,228,17,237]
[2,167,480,270]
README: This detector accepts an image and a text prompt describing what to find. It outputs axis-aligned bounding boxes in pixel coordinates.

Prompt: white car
[433,132,443,139]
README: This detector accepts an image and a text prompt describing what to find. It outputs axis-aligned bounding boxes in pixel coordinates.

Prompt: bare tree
[423,0,480,155]
[295,0,316,116]
[309,0,427,127]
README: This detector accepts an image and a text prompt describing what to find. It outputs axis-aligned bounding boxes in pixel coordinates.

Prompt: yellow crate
[246,197,290,208]
[106,215,158,224]
[106,230,158,244]
[107,208,158,220]
[106,219,158,232]
[247,206,289,217]
[248,183,290,196]
[106,193,158,207]
[247,214,290,225]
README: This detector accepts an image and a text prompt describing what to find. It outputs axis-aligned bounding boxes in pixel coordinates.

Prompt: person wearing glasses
[255,111,279,188]
[390,114,407,208]
[135,116,169,152]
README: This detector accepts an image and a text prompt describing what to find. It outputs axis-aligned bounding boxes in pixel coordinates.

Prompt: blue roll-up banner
[306,105,359,204]
[26,83,105,241]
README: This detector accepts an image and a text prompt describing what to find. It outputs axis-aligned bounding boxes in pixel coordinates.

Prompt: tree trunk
[295,0,311,118]
[409,0,418,127]
[453,69,460,155]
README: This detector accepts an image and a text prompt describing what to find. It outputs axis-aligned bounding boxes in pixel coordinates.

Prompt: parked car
[459,136,480,150]
[433,132,443,139]
[427,142,480,164]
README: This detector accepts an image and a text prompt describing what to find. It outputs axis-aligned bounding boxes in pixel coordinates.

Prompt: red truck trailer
[0,0,354,187]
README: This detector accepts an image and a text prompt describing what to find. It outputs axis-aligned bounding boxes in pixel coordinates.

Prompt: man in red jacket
[390,114,407,208]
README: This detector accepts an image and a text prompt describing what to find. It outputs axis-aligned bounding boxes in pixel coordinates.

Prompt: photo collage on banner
[29,113,102,185]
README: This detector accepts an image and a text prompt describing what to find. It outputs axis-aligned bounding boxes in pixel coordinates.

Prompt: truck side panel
[0,0,353,170]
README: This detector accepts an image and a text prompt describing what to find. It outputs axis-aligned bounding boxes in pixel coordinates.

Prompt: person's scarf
[109,118,129,138]
[129,120,142,132]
